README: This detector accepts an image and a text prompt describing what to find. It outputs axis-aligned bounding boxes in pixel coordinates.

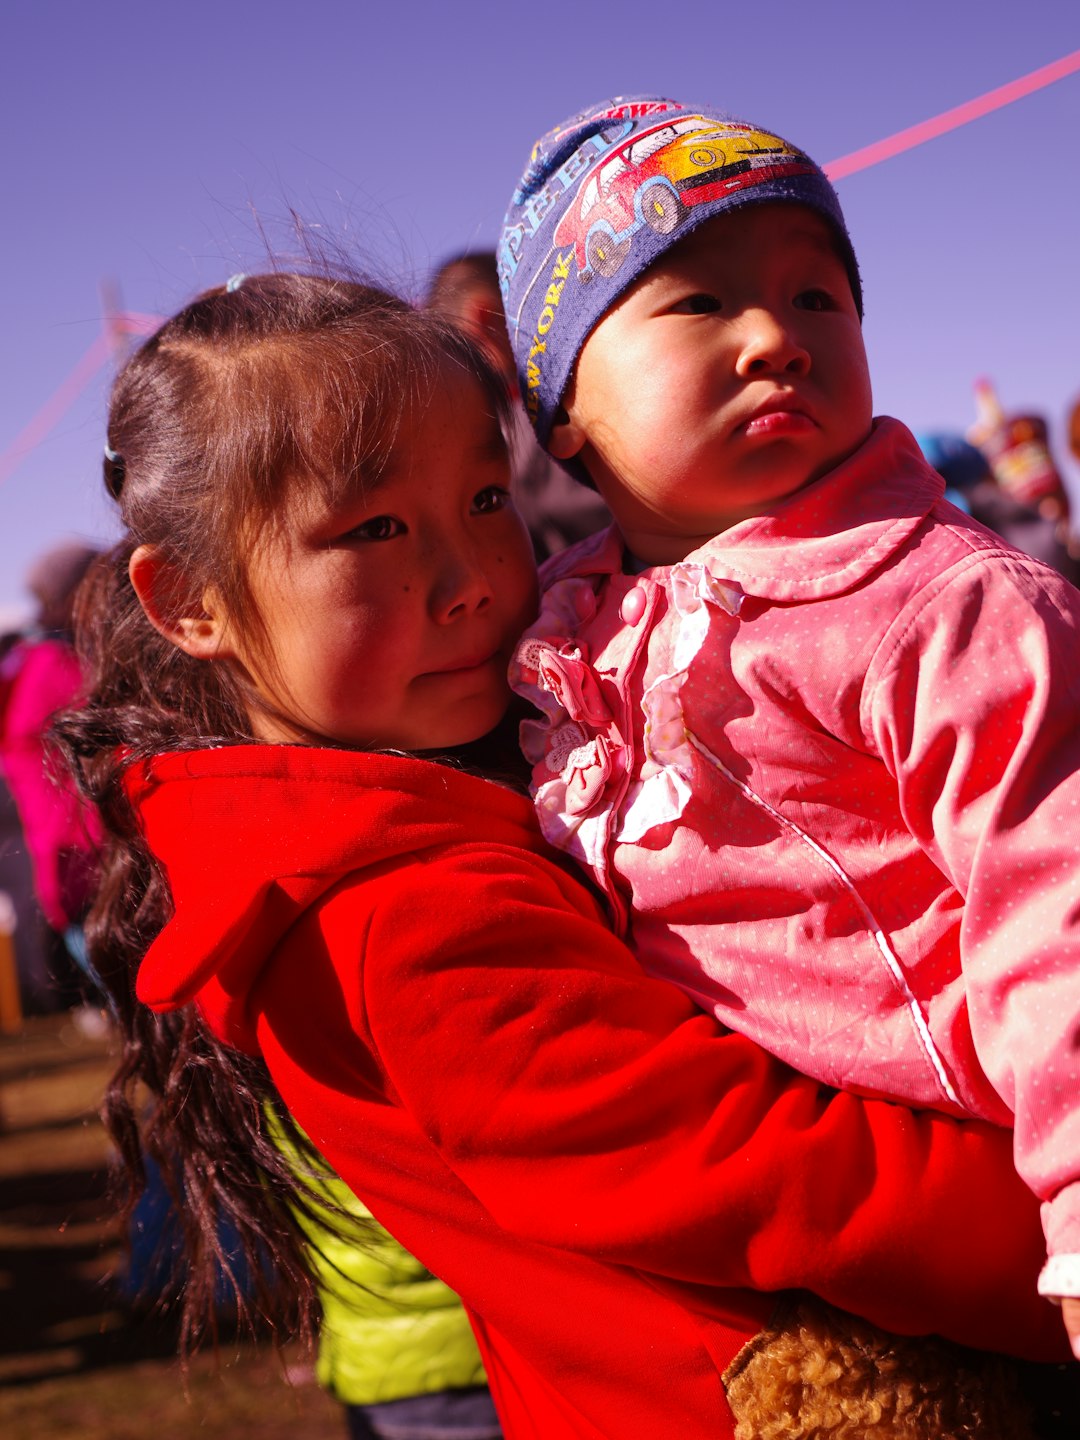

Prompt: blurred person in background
[426,252,609,562]
[1069,393,1080,472]
[917,430,1080,587]
[0,601,43,1016]
[964,378,1080,581]
[0,541,101,1013]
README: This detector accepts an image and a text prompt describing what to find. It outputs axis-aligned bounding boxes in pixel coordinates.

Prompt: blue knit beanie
[498,96,861,446]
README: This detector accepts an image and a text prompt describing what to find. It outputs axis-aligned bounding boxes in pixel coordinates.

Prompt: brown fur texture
[724,1296,1036,1439]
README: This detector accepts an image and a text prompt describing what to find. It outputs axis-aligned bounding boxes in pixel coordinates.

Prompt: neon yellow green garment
[289,1146,487,1405]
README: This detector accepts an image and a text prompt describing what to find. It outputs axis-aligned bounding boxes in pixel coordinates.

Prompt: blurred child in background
[0,541,100,1013]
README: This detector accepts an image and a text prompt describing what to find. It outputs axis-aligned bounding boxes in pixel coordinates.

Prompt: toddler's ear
[128,545,235,661]
[547,405,587,462]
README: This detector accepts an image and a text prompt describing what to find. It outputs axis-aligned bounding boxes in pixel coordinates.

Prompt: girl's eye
[794,288,837,313]
[671,293,721,315]
[348,514,405,542]
[472,485,511,515]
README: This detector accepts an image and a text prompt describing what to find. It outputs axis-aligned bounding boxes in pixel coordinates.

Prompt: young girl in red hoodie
[56,272,1072,1439]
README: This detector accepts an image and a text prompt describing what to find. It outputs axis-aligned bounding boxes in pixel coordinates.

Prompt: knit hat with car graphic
[498,95,862,447]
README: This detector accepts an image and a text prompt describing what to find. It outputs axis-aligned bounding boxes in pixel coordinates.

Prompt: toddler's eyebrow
[797,229,848,262]
[769,219,850,268]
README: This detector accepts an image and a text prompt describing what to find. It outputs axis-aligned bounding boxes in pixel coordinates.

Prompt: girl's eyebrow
[346,419,507,497]
[351,464,396,496]
[475,426,509,462]
[451,410,511,466]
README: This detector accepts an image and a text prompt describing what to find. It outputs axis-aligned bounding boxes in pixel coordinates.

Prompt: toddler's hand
[1062,1296,1080,1361]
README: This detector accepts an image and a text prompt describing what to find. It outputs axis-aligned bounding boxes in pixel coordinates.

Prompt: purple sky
[3,0,1079,618]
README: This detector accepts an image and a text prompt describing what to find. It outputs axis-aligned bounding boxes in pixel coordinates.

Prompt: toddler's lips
[742,407,817,438]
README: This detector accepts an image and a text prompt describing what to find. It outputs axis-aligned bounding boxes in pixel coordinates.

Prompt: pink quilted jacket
[512,418,1080,1294]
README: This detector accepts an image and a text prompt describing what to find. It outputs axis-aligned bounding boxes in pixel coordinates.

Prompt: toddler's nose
[734,309,811,377]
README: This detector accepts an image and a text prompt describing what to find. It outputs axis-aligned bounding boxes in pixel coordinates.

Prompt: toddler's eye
[472,485,511,515]
[672,293,721,315]
[349,514,404,541]
[794,288,837,312]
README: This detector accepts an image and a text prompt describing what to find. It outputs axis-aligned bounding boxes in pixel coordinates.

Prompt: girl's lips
[421,652,498,678]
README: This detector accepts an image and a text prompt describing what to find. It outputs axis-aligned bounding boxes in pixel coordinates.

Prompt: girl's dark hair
[52,271,510,1351]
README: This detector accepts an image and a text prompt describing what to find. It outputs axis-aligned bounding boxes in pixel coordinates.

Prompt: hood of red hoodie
[127,745,540,1049]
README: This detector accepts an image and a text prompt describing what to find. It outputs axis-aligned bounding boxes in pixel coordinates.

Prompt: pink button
[620,586,647,625]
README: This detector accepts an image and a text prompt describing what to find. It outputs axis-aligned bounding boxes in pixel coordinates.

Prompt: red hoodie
[130,745,1066,1439]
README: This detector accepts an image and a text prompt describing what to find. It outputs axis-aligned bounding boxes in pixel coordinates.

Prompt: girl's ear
[129,545,236,661]
[547,405,587,461]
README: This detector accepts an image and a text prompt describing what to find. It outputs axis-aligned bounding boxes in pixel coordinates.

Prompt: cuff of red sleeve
[1037,1254,1080,1300]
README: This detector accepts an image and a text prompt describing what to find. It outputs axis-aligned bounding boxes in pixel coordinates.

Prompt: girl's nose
[431,545,494,623]
[734,309,811,378]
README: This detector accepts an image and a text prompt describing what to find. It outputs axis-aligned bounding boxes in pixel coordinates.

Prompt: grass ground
[0,1012,343,1440]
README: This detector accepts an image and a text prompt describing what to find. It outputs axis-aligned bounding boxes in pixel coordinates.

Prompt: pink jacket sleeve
[865,546,1080,1268]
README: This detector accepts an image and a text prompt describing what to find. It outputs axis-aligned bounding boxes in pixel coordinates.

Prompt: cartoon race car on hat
[554,116,817,281]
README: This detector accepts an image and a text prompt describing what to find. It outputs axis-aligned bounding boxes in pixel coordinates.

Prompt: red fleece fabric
[129,746,1066,1438]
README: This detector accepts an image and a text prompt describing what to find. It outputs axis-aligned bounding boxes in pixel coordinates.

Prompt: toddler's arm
[867,547,1080,1311]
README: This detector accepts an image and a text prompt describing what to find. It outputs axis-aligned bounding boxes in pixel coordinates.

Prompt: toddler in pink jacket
[500,94,1080,1353]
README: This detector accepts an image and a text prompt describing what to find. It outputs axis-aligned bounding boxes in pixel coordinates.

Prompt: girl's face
[226,367,538,751]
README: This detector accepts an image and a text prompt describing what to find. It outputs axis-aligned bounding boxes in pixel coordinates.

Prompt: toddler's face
[550,203,873,564]
[227,367,538,751]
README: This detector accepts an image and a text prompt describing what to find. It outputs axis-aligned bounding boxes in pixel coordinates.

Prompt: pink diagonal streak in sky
[0,313,162,489]
[824,47,1080,181]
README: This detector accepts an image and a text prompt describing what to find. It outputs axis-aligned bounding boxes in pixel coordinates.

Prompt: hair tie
[225,273,247,293]
[103,443,126,498]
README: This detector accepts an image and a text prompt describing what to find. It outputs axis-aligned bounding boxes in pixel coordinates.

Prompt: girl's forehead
[304,369,507,495]
[390,368,507,458]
